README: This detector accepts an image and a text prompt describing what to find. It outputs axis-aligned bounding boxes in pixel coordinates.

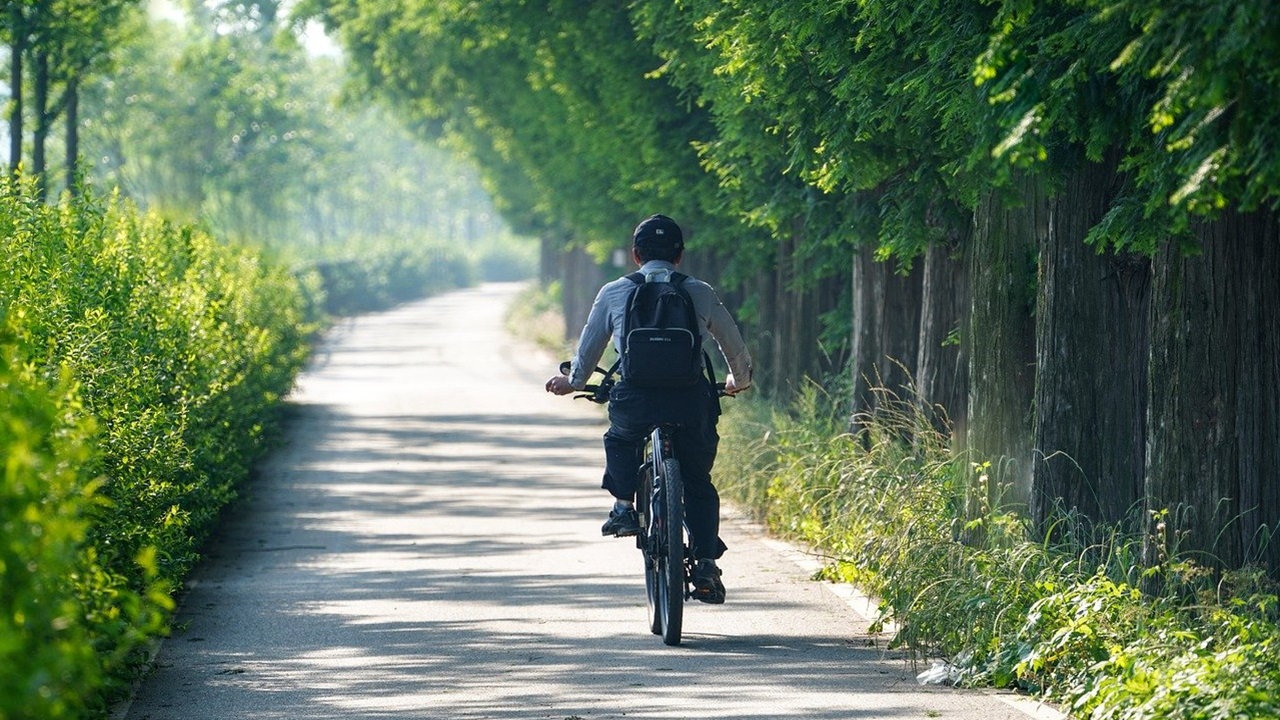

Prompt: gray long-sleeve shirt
[569,260,753,391]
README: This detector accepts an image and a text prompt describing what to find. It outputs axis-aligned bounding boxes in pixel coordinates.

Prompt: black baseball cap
[632,214,684,251]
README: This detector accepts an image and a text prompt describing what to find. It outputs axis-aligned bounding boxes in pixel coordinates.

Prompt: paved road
[121,283,1059,720]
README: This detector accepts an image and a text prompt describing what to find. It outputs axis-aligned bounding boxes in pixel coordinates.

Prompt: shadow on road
[149,399,920,720]
[125,286,1029,720]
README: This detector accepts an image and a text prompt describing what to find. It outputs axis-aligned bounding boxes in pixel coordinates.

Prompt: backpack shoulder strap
[669,273,697,308]
[625,271,645,285]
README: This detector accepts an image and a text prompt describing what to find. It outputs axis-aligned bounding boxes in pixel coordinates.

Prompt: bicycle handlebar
[559,360,614,403]
[559,360,732,403]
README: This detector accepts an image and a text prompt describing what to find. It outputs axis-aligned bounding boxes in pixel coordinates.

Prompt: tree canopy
[301,0,1280,578]
[298,0,1278,260]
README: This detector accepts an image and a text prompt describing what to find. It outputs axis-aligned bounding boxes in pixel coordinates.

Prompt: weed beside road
[715,384,1280,719]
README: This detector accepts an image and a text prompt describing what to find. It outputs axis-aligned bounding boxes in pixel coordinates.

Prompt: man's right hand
[723,373,749,396]
[545,375,576,396]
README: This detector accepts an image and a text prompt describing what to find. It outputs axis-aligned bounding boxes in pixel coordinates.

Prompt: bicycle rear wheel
[655,457,685,646]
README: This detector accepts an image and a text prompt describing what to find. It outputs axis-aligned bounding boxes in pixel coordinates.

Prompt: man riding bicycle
[545,214,752,604]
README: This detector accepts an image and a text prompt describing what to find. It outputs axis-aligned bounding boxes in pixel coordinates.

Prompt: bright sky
[149,0,342,57]
[298,20,342,58]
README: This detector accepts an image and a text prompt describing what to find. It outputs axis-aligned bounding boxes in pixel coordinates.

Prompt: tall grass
[715,380,1280,718]
[504,281,569,355]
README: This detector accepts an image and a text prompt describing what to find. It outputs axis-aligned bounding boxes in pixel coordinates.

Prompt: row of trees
[3,0,137,196]
[4,0,508,249]
[303,0,1280,576]
[84,1,509,248]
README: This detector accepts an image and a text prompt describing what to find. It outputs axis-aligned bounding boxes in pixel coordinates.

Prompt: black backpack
[620,271,703,388]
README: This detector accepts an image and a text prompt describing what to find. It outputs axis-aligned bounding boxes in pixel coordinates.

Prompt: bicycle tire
[639,464,663,635]
[656,457,685,646]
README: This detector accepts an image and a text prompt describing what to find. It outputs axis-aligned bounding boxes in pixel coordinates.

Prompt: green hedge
[299,237,474,316]
[0,180,315,717]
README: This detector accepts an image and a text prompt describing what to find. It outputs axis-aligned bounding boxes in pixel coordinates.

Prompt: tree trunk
[769,237,796,395]
[967,175,1044,512]
[1146,209,1280,576]
[8,4,23,177]
[850,246,877,425]
[762,230,845,398]
[539,236,558,285]
[881,255,922,401]
[916,229,971,443]
[751,260,779,393]
[737,234,844,399]
[65,75,79,195]
[32,48,48,199]
[850,244,922,429]
[1032,157,1150,537]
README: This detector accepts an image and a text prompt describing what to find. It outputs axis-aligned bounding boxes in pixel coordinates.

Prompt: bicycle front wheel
[656,457,685,646]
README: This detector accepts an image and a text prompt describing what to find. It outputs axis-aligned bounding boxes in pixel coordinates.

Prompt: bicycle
[559,360,725,646]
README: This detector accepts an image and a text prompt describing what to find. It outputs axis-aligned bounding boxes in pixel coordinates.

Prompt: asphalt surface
[120,283,1062,720]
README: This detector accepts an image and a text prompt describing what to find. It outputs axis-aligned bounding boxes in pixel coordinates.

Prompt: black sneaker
[690,559,726,604]
[601,507,640,537]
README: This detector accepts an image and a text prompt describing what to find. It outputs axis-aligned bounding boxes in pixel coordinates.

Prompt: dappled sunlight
[124,286,1043,720]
